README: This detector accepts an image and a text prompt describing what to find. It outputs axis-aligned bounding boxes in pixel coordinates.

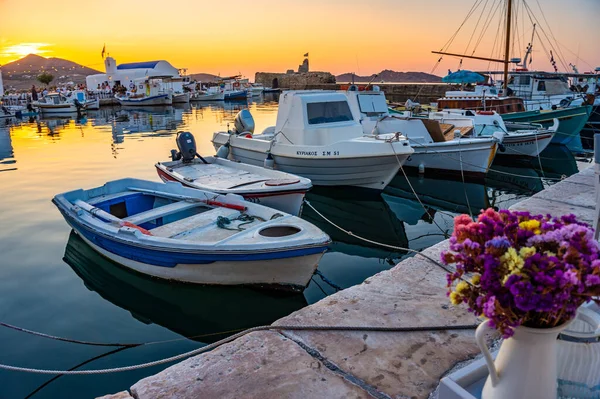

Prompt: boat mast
[503,0,513,90]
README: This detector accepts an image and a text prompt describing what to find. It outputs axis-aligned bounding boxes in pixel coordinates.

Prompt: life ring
[477,111,495,115]
[241,133,253,139]
[233,82,240,88]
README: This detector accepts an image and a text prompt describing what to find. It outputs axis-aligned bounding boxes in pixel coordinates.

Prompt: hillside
[188,73,221,83]
[336,69,442,83]
[1,54,101,91]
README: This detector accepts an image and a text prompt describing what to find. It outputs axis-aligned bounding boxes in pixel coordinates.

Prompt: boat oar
[126,187,247,211]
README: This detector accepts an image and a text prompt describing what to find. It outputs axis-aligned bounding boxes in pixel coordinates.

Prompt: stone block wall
[255,72,336,89]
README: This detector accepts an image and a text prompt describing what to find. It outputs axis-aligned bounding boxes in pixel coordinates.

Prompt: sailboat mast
[503,0,513,90]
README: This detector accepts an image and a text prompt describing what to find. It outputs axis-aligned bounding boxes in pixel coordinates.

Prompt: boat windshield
[357,94,388,116]
[306,101,354,125]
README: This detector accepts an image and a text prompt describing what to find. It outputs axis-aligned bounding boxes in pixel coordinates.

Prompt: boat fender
[215,142,230,158]
[264,152,274,169]
[418,163,425,174]
[498,143,506,152]
[241,132,253,139]
[492,131,505,143]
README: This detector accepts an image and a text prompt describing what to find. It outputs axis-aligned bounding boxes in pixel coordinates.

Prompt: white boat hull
[172,93,190,103]
[191,92,225,101]
[213,133,410,190]
[405,139,498,177]
[156,165,308,216]
[85,99,100,110]
[76,231,323,288]
[37,104,80,114]
[499,132,554,157]
[118,94,172,106]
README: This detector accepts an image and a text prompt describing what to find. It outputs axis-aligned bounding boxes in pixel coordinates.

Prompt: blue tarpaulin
[442,70,486,84]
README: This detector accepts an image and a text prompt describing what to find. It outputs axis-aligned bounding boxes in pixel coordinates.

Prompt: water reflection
[302,187,408,261]
[64,232,307,343]
[0,127,16,172]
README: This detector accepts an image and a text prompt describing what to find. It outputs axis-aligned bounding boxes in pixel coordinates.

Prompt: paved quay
[99,165,596,399]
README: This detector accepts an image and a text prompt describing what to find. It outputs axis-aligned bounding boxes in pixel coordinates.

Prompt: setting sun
[0,42,51,63]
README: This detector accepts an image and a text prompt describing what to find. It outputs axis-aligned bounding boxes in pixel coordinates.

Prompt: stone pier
[99,166,596,399]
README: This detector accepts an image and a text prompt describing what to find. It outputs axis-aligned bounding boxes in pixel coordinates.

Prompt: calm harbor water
[0,94,588,398]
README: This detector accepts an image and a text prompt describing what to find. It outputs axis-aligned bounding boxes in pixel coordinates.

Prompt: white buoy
[215,142,230,158]
[264,152,274,169]
[454,129,461,139]
[418,163,425,174]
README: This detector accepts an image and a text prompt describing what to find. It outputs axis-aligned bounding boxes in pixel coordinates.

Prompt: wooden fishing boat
[53,178,330,291]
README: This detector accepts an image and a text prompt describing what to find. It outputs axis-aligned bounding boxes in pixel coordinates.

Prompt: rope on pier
[0,323,478,375]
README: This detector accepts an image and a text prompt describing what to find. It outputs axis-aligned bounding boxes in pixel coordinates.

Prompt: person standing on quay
[31,85,38,101]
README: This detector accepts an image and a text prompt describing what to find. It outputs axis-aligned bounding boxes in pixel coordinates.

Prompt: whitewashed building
[86,57,182,92]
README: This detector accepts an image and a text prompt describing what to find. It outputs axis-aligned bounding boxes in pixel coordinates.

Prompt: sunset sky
[1,0,599,78]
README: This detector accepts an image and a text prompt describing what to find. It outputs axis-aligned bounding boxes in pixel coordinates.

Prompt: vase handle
[475,319,499,386]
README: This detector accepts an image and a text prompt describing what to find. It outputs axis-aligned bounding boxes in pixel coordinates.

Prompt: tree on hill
[37,72,54,86]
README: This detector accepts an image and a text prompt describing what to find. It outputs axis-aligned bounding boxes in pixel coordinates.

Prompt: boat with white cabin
[34,92,86,114]
[212,90,414,190]
[190,87,225,101]
[344,88,503,178]
[155,132,312,216]
[53,178,331,291]
[116,77,173,106]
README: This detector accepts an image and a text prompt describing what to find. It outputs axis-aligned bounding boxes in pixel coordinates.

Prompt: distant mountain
[336,69,442,83]
[188,73,221,83]
[1,54,101,90]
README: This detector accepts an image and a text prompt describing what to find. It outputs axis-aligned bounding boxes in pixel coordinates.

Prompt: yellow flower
[456,281,469,294]
[519,247,536,259]
[519,219,541,234]
[501,247,524,273]
[471,274,481,285]
[450,292,462,305]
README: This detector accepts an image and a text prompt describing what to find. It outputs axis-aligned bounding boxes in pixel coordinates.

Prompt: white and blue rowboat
[52,178,331,291]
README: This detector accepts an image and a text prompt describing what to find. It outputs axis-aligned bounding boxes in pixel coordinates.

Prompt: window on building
[306,101,354,125]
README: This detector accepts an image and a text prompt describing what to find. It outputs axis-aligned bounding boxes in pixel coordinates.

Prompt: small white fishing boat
[344,88,503,178]
[34,93,85,114]
[53,178,330,290]
[248,84,264,97]
[117,77,173,106]
[69,90,100,110]
[156,132,312,216]
[428,109,557,157]
[172,92,190,104]
[190,88,225,101]
[212,91,414,190]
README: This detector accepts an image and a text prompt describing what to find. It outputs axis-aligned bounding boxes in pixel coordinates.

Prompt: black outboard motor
[171,131,208,164]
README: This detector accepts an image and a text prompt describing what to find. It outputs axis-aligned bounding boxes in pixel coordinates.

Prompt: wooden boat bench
[124,200,205,225]
[150,207,241,239]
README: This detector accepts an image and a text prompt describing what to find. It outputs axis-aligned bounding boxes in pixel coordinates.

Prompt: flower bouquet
[442,208,600,338]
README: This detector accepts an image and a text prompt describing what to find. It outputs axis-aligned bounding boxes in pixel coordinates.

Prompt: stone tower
[298,58,309,73]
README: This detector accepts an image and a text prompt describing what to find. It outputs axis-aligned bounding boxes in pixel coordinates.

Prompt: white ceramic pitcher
[475,319,571,399]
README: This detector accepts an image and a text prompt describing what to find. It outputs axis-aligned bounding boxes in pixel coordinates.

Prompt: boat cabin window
[516,75,531,86]
[537,81,546,91]
[306,101,354,125]
[357,94,388,116]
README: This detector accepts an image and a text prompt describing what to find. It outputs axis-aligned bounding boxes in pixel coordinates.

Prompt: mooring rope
[0,323,478,375]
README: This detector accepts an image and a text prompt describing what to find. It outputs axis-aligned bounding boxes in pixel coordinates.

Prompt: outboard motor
[172,131,208,164]
[232,110,255,135]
